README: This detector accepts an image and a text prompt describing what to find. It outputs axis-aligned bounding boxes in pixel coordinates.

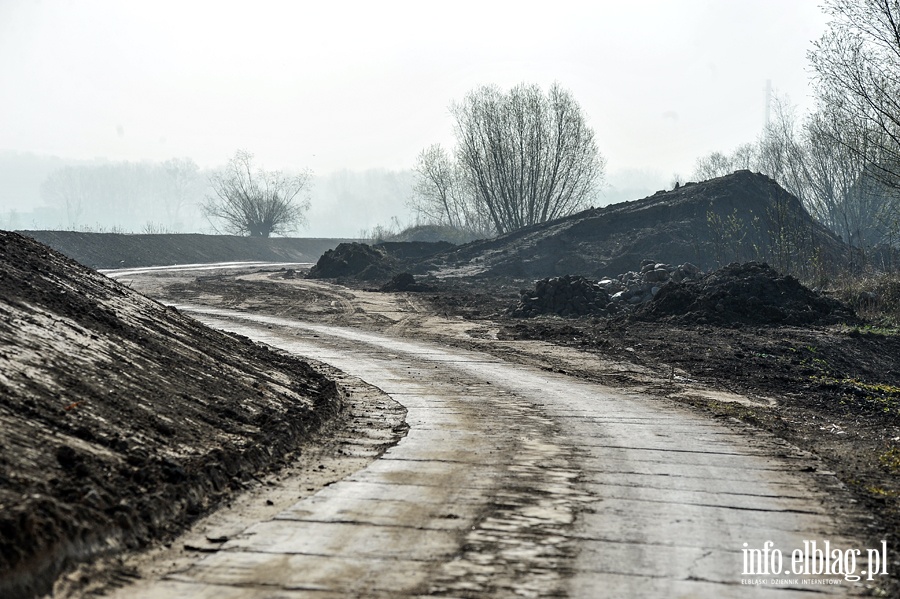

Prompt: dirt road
[95,265,880,597]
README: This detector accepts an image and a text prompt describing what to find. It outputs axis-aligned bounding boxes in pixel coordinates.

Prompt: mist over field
[0,1,828,238]
[0,151,415,237]
[0,151,664,237]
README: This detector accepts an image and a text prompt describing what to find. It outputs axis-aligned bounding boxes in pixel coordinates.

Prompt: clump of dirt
[308,242,457,283]
[379,272,434,292]
[0,231,341,599]
[635,262,856,326]
[307,242,397,281]
[511,275,610,317]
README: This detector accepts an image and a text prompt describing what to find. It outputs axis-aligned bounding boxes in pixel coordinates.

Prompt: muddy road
[105,265,876,597]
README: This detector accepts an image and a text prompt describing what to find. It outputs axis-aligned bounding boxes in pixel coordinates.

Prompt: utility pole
[764,79,772,127]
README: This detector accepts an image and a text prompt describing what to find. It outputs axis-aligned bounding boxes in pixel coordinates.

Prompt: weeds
[880,447,900,473]
[832,272,900,326]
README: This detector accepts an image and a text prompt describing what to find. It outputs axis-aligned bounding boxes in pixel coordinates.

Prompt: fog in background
[0,1,827,237]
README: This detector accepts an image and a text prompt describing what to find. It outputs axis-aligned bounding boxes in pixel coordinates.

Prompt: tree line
[40,158,207,233]
[691,0,900,258]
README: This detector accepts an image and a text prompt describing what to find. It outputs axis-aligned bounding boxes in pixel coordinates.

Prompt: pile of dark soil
[21,231,350,269]
[635,262,856,326]
[0,231,340,599]
[511,260,706,319]
[422,171,849,280]
[379,272,434,292]
[308,241,456,283]
[307,242,397,281]
[511,275,610,317]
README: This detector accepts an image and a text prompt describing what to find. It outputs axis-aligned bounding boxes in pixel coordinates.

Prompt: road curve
[114,305,866,598]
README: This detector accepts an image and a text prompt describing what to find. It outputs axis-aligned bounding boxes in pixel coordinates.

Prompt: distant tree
[412,144,465,228]
[809,0,900,188]
[691,151,735,181]
[411,144,492,235]
[40,166,91,227]
[203,150,310,237]
[157,158,204,230]
[756,98,810,204]
[422,83,604,235]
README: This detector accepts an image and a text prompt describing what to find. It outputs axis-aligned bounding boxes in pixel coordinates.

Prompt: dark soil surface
[307,241,454,282]
[415,170,849,280]
[0,232,343,599]
[19,231,351,269]
[634,261,856,326]
[307,242,398,280]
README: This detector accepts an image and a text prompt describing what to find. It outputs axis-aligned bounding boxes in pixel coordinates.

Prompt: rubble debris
[511,261,702,318]
[512,260,854,326]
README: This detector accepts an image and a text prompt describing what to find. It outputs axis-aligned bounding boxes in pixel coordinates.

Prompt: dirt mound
[424,171,848,280]
[379,272,435,292]
[512,275,610,317]
[20,231,350,269]
[635,262,855,326]
[511,261,704,318]
[307,242,397,280]
[0,231,340,598]
[308,241,454,282]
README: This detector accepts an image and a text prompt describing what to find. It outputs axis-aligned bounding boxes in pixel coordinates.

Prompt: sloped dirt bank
[0,232,345,599]
[413,171,850,280]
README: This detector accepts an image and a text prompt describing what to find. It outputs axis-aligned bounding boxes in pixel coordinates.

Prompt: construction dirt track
[85,264,885,598]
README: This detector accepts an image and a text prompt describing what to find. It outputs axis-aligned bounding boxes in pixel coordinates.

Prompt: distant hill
[421,171,849,280]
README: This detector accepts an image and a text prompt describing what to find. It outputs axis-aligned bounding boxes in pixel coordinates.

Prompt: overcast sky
[1,0,827,181]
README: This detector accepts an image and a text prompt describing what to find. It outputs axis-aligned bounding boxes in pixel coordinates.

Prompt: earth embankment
[19,231,352,269]
[418,171,849,280]
[0,232,344,599]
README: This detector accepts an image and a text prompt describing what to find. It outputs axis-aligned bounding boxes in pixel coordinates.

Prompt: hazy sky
[1,0,828,180]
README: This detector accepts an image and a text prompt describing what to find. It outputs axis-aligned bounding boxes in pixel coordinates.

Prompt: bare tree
[40,167,91,227]
[411,144,492,235]
[809,0,900,188]
[412,144,465,228]
[448,83,604,234]
[691,143,758,181]
[203,150,310,237]
[756,97,811,205]
[691,151,735,181]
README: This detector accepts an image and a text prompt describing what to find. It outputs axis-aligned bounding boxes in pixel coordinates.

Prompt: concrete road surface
[109,305,870,598]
